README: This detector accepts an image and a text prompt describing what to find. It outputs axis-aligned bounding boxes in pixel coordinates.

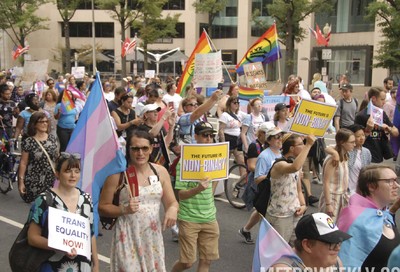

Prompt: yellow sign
[288,99,337,137]
[180,142,229,181]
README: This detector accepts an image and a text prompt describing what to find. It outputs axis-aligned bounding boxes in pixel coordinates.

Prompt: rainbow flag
[238,86,264,101]
[236,23,281,75]
[176,31,212,95]
[61,90,75,114]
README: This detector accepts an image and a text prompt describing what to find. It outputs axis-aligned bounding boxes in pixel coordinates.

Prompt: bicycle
[224,163,248,209]
[0,150,20,194]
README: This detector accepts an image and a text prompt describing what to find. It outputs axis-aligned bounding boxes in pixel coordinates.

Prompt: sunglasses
[59,152,81,160]
[272,134,283,140]
[201,133,215,139]
[187,103,198,107]
[232,101,239,104]
[130,146,151,153]
[37,120,48,124]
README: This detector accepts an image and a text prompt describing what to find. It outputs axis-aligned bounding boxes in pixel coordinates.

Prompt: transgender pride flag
[66,72,126,235]
[252,217,300,272]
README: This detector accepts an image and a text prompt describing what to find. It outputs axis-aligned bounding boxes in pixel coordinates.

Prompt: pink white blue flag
[66,72,126,235]
[67,85,86,101]
[252,217,300,272]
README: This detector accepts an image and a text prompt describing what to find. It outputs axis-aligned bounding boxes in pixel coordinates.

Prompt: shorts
[178,219,220,264]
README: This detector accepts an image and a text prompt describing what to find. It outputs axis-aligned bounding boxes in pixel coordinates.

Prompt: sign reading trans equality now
[179,142,229,182]
[287,99,337,137]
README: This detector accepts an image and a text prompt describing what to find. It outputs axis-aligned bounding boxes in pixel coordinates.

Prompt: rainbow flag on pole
[238,86,264,101]
[61,90,75,114]
[236,23,281,75]
[176,31,213,96]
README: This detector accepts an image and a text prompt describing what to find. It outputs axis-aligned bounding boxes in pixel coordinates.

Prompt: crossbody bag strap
[32,137,56,174]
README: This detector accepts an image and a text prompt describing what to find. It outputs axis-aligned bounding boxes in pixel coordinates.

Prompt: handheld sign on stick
[126,165,139,197]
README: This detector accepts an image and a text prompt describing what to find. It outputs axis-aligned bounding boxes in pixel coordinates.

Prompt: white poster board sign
[48,207,91,260]
[145,70,155,78]
[21,59,49,82]
[193,51,222,88]
[71,66,85,79]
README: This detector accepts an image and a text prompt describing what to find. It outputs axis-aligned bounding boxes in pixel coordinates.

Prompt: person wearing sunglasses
[172,122,221,272]
[337,165,400,271]
[18,111,58,203]
[27,152,99,271]
[218,95,247,177]
[99,130,178,272]
[270,213,351,272]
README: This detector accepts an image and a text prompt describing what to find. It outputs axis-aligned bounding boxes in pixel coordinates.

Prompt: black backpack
[253,156,292,216]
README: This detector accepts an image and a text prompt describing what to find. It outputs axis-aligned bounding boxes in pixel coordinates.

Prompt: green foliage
[192,0,228,37]
[56,0,80,21]
[366,1,400,70]
[0,0,50,46]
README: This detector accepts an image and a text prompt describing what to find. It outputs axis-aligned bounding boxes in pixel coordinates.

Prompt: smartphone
[217,83,223,90]
[168,101,174,109]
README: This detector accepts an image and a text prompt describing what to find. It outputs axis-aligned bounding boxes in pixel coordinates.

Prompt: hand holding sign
[126,197,140,214]
[198,177,211,191]
[305,135,316,147]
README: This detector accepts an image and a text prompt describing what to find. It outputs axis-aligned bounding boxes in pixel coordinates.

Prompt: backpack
[253,156,292,216]
[339,97,358,113]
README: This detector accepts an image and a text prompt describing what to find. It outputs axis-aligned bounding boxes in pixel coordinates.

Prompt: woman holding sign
[27,152,99,271]
[99,130,178,272]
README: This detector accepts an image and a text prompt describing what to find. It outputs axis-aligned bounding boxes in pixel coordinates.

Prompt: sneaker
[308,195,319,205]
[312,177,323,185]
[238,227,254,244]
[171,224,179,242]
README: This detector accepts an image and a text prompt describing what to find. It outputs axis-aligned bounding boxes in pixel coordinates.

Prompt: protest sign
[145,70,155,79]
[243,62,268,89]
[193,51,222,88]
[71,66,85,79]
[287,99,337,137]
[48,207,91,260]
[180,142,229,182]
[367,101,383,126]
[21,59,49,82]
[239,95,290,121]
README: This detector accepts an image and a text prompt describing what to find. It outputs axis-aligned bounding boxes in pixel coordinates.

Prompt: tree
[132,1,179,70]
[366,1,400,72]
[96,0,144,77]
[0,0,50,63]
[253,0,333,80]
[192,0,228,38]
[56,0,80,73]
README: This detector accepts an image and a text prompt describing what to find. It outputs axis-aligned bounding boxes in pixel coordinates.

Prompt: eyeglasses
[59,152,81,160]
[272,134,283,140]
[379,178,399,186]
[322,241,342,250]
[37,120,48,124]
[293,142,304,147]
[130,146,151,153]
[187,103,198,107]
[232,101,240,105]
[200,133,215,139]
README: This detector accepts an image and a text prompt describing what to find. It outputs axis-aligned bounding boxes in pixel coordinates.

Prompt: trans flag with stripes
[252,216,301,272]
[66,72,126,235]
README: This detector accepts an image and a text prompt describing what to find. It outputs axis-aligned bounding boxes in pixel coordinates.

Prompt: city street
[0,177,325,271]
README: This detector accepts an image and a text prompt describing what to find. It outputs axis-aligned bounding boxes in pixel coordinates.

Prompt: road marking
[0,215,110,264]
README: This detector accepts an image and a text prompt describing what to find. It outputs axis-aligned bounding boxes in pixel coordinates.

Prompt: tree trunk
[121,22,126,78]
[143,43,148,71]
[65,21,71,74]
[284,11,294,82]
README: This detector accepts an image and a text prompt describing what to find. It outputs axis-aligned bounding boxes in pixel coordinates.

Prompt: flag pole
[274,22,282,83]
[91,0,97,73]
[204,30,235,84]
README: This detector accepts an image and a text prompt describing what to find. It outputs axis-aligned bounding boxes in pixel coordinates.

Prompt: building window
[251,0,272,16]
[77,0,94,10]
[226,6,237,17]
[163,0,185,10]
[199,23,237,39]
[62,22,114,38]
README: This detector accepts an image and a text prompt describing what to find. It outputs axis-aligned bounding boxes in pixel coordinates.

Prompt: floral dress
[111,180,166,272]
[21,134,58,203]
[29,189,94,272]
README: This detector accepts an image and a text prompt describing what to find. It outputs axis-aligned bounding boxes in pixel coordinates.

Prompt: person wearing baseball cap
[271,213,351,270]
[172,121,221,272]
[273,103,290,130]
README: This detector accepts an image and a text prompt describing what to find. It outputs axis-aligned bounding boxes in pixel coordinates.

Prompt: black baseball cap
[295,213,351,243]
[340,83,353,91]
[194,121,216,135]
[275,103,290,111]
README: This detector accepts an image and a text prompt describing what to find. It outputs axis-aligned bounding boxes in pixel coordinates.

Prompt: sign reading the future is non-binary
[180,142,229,182]
[288,99,337,137]
[48,207,91,260]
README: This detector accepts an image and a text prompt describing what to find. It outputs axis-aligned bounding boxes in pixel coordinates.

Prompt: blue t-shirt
[54,103,77,129]
[254,148,282,180]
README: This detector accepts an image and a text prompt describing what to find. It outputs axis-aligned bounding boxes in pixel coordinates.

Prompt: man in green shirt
[171,121,220,272]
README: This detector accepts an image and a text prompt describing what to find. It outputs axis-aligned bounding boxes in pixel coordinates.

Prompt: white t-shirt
[219,111,247,136]
[104,92,115,102]
[162,93,182,113]
[297,89,311,100]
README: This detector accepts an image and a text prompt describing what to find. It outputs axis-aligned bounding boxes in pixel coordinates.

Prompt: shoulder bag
[32,137,56,174]
[9,191,55,272]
